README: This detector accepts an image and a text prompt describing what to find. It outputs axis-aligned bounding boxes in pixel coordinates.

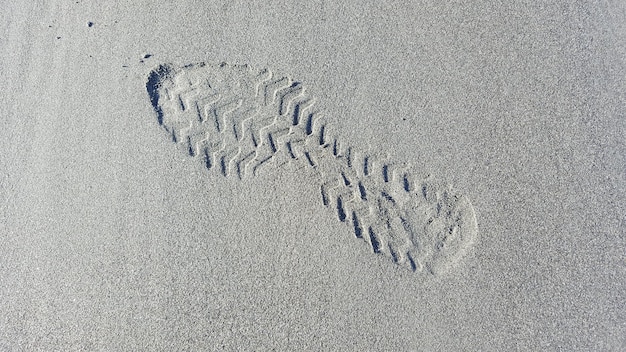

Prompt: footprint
[145,62,478,275]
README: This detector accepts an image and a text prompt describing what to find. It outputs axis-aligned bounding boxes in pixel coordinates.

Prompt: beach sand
[1,1,625,350]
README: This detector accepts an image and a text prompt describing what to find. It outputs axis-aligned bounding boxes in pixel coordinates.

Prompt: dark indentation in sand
[352,211,363,238]
[369,228,381,253]
[337,196,346,222]
[358,182,367,200]
[305,114,313,135]
[382,164,390,182]
[146,64,173,125]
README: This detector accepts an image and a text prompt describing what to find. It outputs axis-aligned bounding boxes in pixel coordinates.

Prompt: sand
[1,1,625,350]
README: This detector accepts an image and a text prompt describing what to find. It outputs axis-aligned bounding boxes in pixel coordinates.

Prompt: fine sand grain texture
[1,1,625,351]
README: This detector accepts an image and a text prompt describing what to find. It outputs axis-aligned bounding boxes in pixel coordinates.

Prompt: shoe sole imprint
[146,62,478,276]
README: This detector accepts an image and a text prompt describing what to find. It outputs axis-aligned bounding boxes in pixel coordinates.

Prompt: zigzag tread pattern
[146,62,478,276]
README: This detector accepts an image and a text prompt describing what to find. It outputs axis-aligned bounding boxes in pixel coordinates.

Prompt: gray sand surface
[1,1,625,350]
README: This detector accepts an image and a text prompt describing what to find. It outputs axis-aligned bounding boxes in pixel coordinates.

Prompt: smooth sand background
[1,1,625,350]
